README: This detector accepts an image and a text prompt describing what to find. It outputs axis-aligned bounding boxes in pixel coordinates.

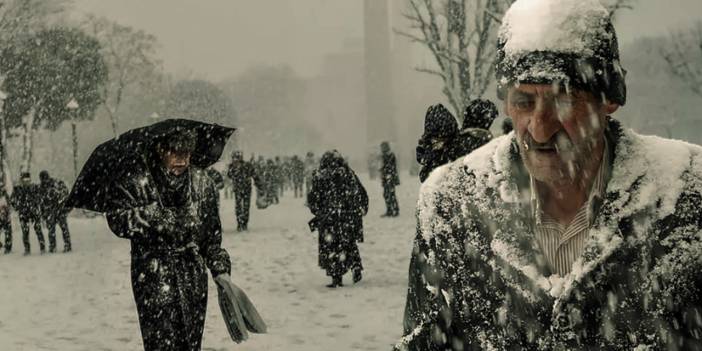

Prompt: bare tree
[662,22,702,97]
[83,15,161,137]
[398,0,637,120]
[397,0,515,119]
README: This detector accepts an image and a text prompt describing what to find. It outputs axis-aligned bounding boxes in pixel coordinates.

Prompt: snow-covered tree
[83,14,161,137]
[0,27,107,174]
[398,0,515,119]
[0,0,67,191]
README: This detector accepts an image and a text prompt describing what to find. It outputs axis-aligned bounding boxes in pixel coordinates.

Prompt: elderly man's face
[506,84,618,185]
[160,149,191,176]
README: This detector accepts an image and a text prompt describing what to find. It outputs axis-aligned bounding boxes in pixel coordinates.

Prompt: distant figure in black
[415,104,460,182]
[274,156,285,199]
[263,159,279,205]
[303,152,317,200]
[308,150,368,287]
[105,128,232,351]
[380,141,400,217]
[290,155,304,198]
[39,171,72,253]
[415,100,497,183]
[227,151,259,231]
[0,187,12,253]
[11,172,45,255]
[454,98,496,154]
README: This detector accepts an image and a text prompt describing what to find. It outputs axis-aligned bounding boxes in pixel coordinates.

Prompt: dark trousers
[47,214,71,251]
[383,185,399,216]
[20,217,45,253]
[235,188,252,230]
[305,177,313,200]
[293,181,303,198]
[0,220,11,252]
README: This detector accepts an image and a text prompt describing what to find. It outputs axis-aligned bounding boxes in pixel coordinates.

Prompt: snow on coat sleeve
[105,175,165,242]
[398,163,471,351]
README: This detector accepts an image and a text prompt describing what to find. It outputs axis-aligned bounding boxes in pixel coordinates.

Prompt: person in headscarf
[307,150,368,287]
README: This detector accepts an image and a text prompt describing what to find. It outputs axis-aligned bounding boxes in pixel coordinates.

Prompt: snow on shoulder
[500,0,610,58]
[416,135,514,244]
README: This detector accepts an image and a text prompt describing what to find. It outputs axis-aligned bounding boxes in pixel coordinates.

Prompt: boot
[326,275,343,288]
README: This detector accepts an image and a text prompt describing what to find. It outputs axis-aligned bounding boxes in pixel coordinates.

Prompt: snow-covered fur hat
[495,0,627,105]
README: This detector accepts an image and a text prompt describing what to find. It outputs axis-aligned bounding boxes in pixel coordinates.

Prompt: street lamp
[66,98,79,178]
[0,90,7,193]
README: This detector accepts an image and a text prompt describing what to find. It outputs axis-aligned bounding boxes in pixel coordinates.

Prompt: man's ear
[603,102,619,115]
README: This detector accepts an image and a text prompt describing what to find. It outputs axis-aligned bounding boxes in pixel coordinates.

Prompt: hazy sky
[71,0,702,80]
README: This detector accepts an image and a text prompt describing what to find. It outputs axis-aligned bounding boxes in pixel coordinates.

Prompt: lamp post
[66,98,79,178]
[0,89,7,193]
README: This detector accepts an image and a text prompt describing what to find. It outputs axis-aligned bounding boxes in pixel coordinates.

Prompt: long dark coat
[10,183,41,220]
[308,158,368,277]
[39,177,70,219]
[381,151,400,188]
[399,119,702,350]
[106,157,230,351]
[227,158,258,193]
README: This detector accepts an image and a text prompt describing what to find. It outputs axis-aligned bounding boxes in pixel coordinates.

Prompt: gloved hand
[142,203,176,232]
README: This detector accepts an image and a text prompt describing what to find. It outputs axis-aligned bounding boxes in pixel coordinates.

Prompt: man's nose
[528,98,561,143]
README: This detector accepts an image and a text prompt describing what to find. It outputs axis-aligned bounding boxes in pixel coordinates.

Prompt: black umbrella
[66,118,235,213]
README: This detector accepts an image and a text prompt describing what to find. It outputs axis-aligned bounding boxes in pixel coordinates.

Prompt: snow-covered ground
[0,174,419,351]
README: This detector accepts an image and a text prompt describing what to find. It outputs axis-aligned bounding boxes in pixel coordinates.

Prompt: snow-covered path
[0,175,419,351]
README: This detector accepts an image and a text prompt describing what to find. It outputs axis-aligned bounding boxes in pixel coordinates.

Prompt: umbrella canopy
[66,118,235,212]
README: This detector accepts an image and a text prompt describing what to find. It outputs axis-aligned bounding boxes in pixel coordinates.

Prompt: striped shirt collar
[531,136,609,226]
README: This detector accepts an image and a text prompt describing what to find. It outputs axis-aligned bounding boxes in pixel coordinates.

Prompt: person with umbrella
[67,119,265,350]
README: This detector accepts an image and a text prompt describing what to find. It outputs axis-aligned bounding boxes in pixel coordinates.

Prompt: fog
[19,0,698,181]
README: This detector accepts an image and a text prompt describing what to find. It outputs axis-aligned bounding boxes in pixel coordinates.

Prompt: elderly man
[106,128,233,350]
[399,0,702,350]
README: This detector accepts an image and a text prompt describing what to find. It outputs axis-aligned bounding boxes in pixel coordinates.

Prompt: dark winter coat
[399,119,702,350]
[39,178,70,219]
[10,183,41,220]
[291,157,305,183]
[308,157,368,276]
[105,157,230,351]
[227,159,258,193]
[381,151,400,188]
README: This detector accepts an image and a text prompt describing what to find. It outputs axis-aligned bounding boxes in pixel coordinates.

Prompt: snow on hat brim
[495,0,627,105]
